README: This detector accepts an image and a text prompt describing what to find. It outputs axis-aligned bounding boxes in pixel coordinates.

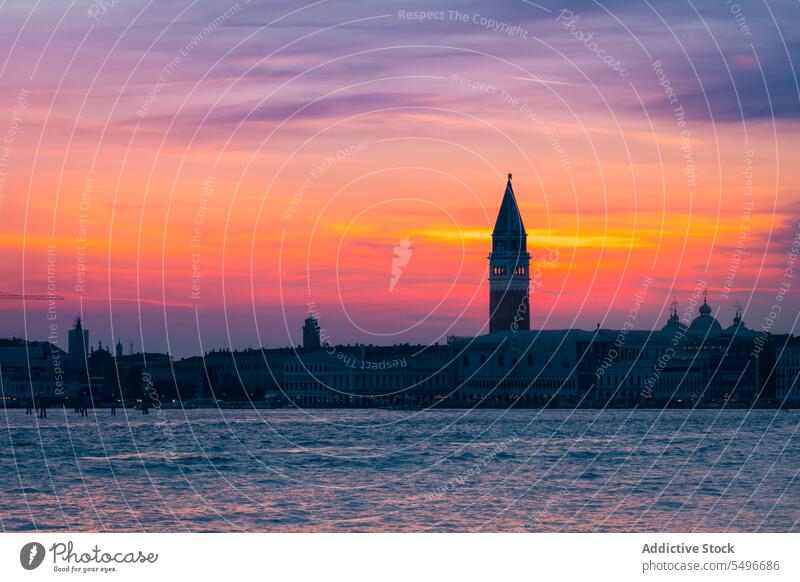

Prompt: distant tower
[303,315,321,351]
[115,337,123,358]
[68,316,89,371]
[489,174,530,332]
[668,297,680,325]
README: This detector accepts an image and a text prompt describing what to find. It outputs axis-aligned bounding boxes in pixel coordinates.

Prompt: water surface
[1,408,797,531]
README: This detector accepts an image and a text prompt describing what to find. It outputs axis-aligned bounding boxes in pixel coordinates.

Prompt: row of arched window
[463,353,566,369]
[467,377,575,390]
[285,363,326,373]
[491,266,527,276]
[286,374,448,390]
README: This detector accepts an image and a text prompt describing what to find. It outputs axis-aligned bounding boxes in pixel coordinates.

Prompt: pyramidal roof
[492,174,526,235]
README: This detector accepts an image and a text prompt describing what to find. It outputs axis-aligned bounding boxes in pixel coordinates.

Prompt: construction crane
[0,291,64,301]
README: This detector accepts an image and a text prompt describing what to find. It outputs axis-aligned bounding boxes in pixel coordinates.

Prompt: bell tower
[489,174,530,332]
[303,315,321,351]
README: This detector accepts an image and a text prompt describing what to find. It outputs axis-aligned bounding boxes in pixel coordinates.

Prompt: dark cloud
[5,0,799,126]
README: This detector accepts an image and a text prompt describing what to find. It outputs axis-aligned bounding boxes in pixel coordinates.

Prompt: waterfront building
[0,337,64,369]
[282,343,453,407]
[775,337,800,404]
[0,338,68,403]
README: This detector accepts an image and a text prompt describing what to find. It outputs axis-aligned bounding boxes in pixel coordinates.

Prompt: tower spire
[699,286,712,315]
[668,296,679,324]
[492,173,525,235]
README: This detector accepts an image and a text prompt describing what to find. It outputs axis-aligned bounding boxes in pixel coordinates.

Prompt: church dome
[724,304,757,337]
[728,309,743,330]
[689,294,721,335]
[661,300,687,332]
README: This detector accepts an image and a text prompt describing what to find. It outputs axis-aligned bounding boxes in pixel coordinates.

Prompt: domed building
[688,291,722,336]
[661,299,688,333]
[722,304,758,339]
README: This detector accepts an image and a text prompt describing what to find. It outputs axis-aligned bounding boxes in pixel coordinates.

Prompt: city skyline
[3,179,791,413]
[0,0,798,356]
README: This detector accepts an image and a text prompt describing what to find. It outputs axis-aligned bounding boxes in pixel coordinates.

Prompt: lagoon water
[1,408,798,532]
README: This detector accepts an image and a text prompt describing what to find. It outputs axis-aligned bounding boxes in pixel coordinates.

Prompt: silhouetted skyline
[0,1,797,357]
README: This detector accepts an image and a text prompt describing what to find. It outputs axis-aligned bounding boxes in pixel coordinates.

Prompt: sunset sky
[0,0,798,355]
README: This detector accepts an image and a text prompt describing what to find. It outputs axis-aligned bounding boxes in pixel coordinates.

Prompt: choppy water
[1,407,798,532]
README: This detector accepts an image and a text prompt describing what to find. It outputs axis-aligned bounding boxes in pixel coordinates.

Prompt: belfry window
[493,265,507,276]
[514,266,526,275]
